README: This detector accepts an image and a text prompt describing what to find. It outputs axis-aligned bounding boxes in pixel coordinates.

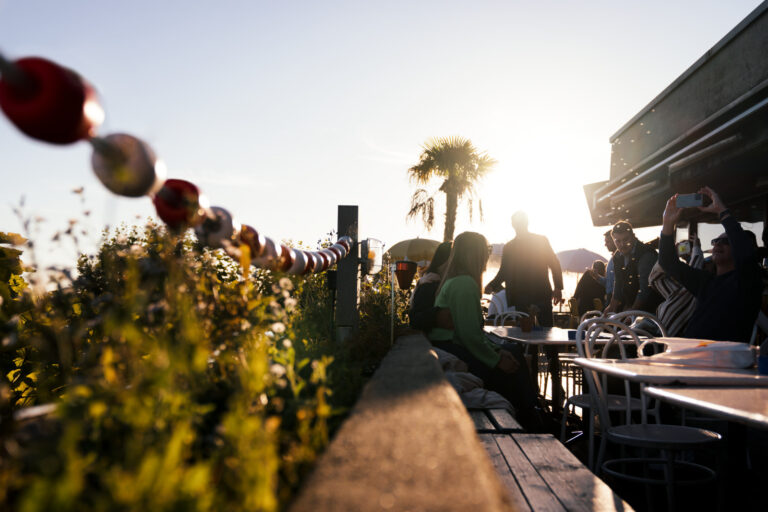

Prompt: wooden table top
[644,386,768,429]
[574,358,768,387]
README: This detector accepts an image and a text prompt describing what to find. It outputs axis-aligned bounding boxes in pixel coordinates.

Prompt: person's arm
[544,238,564,303]
[484,243,508,294]
[604,256,620,312]
[659,194,708,294]
[697,185,758,275]
[448,277,501,368]
[605,259,614,294]
[690,239,704,269]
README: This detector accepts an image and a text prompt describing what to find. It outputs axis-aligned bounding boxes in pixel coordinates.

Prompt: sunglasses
[711,237,730,246]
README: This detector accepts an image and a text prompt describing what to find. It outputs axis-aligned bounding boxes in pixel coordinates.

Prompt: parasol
[385,238,440,262]
[556,248,607,273]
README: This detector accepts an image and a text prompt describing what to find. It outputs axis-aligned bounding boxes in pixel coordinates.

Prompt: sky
[1,0,765,276]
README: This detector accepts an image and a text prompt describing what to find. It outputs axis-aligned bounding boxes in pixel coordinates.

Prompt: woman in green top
[428,232,538,423]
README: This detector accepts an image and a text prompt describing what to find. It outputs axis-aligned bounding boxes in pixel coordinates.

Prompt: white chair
[487,291,530,327]
[559,317,645,471]
[582,318,722,511]
[609,310,668,339]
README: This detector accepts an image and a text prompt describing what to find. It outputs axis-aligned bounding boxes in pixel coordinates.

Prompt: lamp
[394,260,417,289]
[361,238,383,275]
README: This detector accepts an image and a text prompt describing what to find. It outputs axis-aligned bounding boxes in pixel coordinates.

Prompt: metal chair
[559,317,645,471]
[609,310,669,338]
[582,318,722,511]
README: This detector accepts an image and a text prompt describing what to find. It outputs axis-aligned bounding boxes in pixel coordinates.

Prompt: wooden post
[336,205,359,343]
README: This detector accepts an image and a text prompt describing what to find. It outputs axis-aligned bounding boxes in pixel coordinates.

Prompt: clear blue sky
[1,0,764,273]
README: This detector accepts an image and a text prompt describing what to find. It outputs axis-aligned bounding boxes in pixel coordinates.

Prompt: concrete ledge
[290,333,516,512]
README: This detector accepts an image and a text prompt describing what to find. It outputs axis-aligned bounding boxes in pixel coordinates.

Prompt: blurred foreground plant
[0,223,395,511]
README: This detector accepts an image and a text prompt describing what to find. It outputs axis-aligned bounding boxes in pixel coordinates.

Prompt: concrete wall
[289,333,516,512]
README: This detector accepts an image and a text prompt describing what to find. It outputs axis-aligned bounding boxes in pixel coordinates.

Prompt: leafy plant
[0,222,396,511]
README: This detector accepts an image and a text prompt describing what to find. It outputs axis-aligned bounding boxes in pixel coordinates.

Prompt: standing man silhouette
[485,211,564,325]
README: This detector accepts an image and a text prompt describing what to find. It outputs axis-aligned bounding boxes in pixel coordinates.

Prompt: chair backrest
[609,310,669,338]
[496,310,528,327]
[575,317,642,427]
[487,291,507,320]
[579,310,603,324]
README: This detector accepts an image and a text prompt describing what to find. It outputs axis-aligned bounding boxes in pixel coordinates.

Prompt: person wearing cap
[659,186,762,343]
[604,220,660,314]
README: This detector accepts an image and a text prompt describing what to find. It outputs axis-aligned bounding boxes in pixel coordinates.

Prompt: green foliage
[0,223,396,511]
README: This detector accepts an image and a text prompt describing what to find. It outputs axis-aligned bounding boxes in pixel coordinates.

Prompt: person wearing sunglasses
[659,186,762,343]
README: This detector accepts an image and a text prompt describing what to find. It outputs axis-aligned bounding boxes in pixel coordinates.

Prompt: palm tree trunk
[443,189,457,242]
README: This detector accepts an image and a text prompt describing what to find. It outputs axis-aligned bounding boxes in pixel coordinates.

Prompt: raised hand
[697,186,726,215]
[662,194,683,234]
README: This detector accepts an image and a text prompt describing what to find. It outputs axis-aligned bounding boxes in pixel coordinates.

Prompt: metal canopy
[585,1,768,229]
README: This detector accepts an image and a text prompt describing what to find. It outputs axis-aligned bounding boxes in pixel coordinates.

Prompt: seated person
[428,232,539,427]
[648,237,703,337]
[573,260,607,316]
[659,187,762,343]
[409,241,453,332]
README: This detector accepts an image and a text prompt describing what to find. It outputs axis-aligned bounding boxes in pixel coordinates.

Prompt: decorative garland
[0,53,352,274]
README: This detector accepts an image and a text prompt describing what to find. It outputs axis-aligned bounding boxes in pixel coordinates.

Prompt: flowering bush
[0,224,403,511]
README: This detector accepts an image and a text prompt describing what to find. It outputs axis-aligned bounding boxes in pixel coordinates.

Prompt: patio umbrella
[556,248,607,273]
[385,238,440,262]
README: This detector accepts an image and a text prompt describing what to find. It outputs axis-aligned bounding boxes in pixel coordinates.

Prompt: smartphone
[677,241,691,256]
[676,193,705,208]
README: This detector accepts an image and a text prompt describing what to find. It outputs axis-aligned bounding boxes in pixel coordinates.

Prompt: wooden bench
[469,408,524,434]
[480,433,634,512]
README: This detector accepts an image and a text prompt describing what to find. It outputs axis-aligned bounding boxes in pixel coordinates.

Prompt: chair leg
[588,412,595,471]
[560,400,569,442]
[595,420,606,475]
[663,449,676,512]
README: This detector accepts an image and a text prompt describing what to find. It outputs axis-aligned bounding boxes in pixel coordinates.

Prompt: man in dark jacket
[659,187,762,343]
[484,211,563,327]
[604,220,661,314]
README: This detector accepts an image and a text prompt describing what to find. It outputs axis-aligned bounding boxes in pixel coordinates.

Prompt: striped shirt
[649,247,703,336]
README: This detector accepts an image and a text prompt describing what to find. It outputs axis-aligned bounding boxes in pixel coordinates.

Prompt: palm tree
[407,136,496,242]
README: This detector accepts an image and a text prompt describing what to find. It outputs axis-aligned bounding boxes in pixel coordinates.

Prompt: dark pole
[336,205,359,342]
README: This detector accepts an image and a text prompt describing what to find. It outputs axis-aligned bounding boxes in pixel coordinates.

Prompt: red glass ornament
[152,179,201,230]
[277,245,294,272]
[302,252,316,275]
[0,57,104,144]
[240,225,266,258]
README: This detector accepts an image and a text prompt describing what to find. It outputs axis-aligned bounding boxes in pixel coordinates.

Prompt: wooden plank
[494,434,565,512]
[487,408,524,432]
[469,409,496,432]
[512,434,634,512]
[479,434,532,512]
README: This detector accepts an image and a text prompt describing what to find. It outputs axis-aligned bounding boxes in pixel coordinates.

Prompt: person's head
[511,211,529,234]
[603,229,616,253]
[425,241,453,276]
[440,232,489,290]
[592,260,606,276]
[611,220,636,256]
[710,232,734,271]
